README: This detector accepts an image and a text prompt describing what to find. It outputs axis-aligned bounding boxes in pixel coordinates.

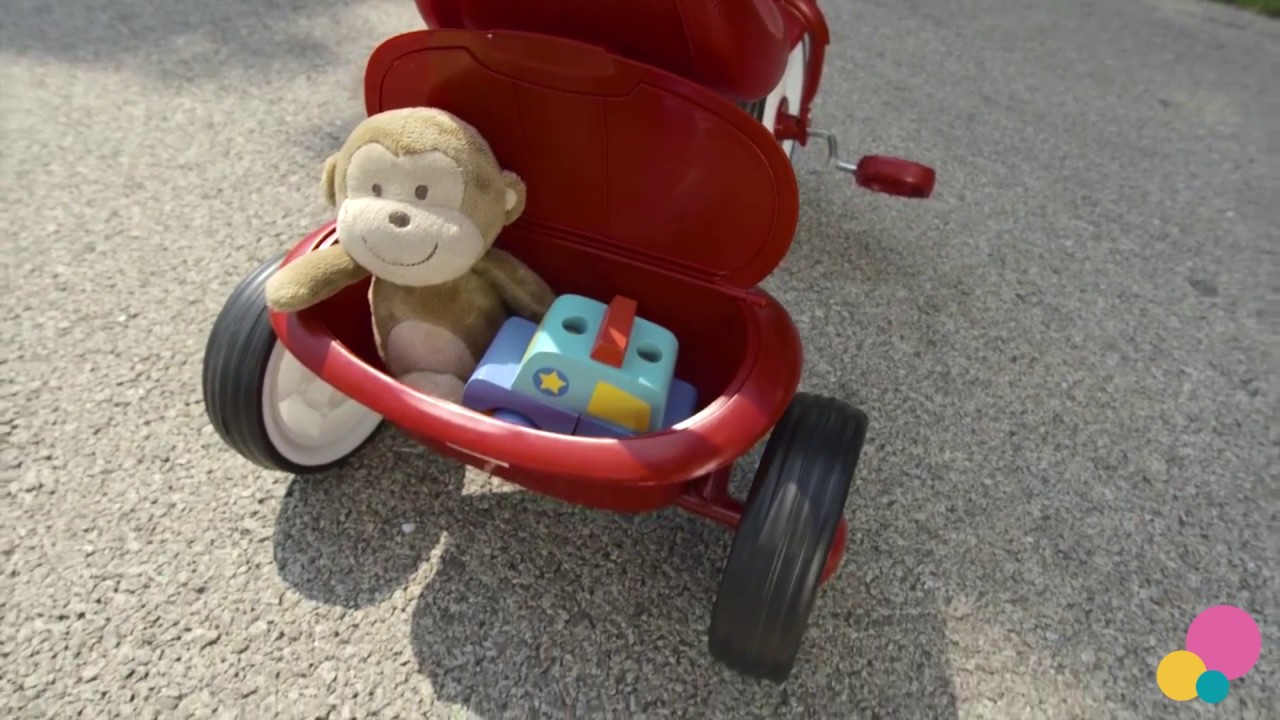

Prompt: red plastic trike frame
[269,228,845,582]
[409,1,935,201]
[413,0,830,127]
[777,0,830,142]
[268,28,850,582]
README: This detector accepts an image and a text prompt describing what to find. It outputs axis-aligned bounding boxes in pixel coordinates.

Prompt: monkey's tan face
[337,144,485,287]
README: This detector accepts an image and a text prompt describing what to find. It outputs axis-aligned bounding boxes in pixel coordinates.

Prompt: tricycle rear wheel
[707,391,868,682]
[202,252,383,474]
[741,34,809,161]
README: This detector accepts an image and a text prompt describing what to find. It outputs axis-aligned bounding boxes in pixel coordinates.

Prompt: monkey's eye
[415,184,429,200]
[371,183,382,197]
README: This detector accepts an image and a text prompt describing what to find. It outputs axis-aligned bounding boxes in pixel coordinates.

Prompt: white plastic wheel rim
[261,341,382,467]
[761,36,809,159]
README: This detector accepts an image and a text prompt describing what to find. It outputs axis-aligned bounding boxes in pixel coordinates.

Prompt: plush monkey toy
[265,107,556,402]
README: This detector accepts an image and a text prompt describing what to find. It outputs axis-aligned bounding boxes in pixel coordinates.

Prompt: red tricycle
[202,0,936,682]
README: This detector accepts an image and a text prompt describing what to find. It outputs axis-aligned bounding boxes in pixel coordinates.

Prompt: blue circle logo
[533,368,569,397]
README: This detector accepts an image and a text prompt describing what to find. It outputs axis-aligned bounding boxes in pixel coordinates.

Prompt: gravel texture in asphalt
[3,0,1277,717]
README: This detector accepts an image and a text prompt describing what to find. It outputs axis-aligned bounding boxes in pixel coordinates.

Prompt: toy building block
[664,378,700,427]
[573,414,633,439]
[463,294,697,438]
[590,295,638,367]
[573,377,700,439]
[514,294,679,434]
[461,316,580,434]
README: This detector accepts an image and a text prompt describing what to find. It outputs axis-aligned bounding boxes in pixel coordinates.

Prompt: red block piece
[591,295,638,368]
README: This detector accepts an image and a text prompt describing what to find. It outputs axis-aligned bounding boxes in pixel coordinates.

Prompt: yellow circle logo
[1156,650,1205,701]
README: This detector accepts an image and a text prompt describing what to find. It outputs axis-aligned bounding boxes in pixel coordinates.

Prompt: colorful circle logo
[1156,605,1261,704]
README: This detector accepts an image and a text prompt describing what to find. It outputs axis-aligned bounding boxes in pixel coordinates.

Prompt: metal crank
[808,127,936,199]
[774,98,936,199]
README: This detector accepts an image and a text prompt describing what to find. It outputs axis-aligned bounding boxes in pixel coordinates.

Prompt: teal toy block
[513,294,679,434]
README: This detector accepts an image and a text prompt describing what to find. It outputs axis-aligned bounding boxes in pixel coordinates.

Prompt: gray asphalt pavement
[3,0,1277,717]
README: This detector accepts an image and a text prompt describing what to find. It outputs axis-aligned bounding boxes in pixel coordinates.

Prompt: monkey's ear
[321,154,339,207]
[501,170,527,225]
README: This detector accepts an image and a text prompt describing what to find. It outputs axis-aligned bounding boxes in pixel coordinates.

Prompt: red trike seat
[412,0,792,102]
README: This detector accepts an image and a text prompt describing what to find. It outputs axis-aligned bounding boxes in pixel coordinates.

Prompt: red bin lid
[364,29,800,290]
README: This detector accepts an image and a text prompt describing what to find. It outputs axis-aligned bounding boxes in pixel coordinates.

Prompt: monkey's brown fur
[265,107,554,400]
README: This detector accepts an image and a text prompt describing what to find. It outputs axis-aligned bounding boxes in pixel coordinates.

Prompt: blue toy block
[462,317,580,434]
[515,294,679,434]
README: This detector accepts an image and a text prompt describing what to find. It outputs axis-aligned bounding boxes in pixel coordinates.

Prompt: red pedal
[854,155,936,199]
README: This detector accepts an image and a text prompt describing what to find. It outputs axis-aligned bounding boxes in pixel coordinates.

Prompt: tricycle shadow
[270,433,958,714]
[404,462,960,716]
[271,431,466,610]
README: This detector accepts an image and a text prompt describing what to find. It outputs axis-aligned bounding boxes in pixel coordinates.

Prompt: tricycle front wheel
[707,391,868,682]
[202,252,383,474]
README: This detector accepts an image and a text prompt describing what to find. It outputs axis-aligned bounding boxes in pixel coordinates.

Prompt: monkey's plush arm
[264,244,371,312]
[473,248,556,321]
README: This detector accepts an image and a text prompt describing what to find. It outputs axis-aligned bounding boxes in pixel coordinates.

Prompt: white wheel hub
[261,341,382,467]
[760,36,809,159]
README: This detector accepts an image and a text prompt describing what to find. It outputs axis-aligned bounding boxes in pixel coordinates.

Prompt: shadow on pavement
[271,432,465,609]
[271,435,959,715]
[405,483,960,716]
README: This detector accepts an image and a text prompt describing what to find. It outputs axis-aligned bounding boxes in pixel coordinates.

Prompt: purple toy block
[663,379,699,428]
[573,414,635,439]
[464,376,581,434]
[493,409,538,428]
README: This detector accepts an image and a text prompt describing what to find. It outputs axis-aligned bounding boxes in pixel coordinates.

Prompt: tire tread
[708,392,868,682]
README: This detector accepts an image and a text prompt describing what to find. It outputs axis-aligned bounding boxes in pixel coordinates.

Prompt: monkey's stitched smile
[360,237,439,267]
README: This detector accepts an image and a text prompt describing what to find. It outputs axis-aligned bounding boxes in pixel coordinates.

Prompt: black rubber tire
[739,97,768,120]
[201,252,377,474]
[707,391,869,682]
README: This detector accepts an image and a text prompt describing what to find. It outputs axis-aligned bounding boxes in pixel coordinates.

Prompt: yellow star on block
[536,370,567,395]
